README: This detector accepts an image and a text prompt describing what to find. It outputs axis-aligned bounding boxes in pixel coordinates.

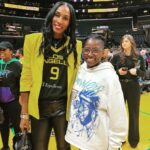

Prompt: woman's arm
[20,92,30,131]
[20,92,29,114]
[129,55,146,77]
[19,34,33,132]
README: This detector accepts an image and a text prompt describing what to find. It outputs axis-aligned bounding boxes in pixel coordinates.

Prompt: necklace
[50,36,70,53]
[52,38,63,49]
[54,41,60,48]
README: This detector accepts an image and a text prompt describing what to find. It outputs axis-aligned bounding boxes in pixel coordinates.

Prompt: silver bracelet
[20,113,29,120]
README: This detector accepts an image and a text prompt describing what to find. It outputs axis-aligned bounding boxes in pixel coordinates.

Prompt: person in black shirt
[111,34,146,148]
[0,41,22,150]
[19,1,82,150]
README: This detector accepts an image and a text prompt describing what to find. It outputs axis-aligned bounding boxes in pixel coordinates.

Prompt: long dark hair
[119,34,138,64]
[40,1,77,66]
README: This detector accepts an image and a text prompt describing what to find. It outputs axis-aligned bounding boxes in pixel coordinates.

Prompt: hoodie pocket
[0,87,15,103]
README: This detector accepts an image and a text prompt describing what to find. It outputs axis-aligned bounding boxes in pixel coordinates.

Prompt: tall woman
[19,2,82,150]
[111,34,146,148]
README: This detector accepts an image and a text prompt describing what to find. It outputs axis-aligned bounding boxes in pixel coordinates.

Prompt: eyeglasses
[83,48,102,54]
[0,49,6,52]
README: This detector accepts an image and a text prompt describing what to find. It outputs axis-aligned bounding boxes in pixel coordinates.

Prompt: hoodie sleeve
[107,73,128,150]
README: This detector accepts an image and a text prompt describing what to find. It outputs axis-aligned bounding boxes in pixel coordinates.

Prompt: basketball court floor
[0,92,150,150]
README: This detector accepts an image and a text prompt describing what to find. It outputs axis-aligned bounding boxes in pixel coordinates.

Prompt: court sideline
[0,92,150,150]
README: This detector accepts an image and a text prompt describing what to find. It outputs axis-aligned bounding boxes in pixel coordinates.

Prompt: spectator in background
[146,51,150,68]
[140,49,148,69]
[65,34,128,150]
[146,50,150,74]
[111,34,146,148]
[0,41,22,150]
[19,1,82,150]
[15,48,24,64]
[102,48,113,62]
[140,49,150,92]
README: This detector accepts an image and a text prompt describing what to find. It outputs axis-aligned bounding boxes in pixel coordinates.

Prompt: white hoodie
[65,62,128,150]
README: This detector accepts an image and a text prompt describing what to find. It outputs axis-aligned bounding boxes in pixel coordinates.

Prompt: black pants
[120,80,140,146]
[31,100,70,150]
[0,100,21,148]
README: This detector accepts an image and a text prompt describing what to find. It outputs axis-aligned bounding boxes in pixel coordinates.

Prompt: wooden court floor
[0,92,150,150]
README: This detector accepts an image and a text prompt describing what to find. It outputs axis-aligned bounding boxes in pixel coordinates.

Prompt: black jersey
[39,45,68,102]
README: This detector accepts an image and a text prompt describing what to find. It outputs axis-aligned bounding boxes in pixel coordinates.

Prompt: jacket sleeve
[111,54,120,75]
[20,34,33,92]
[107,73,128,150]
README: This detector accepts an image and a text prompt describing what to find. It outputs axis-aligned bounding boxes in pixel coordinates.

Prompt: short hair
[84,34,105,49]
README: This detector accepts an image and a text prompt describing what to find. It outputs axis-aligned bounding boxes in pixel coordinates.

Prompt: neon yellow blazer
[20,33,82,120]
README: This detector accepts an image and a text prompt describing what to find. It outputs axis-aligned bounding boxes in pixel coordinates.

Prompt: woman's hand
[129,68,137,75]
[20,118,30,132]
[118,68,128,75]
[20,92,30,132]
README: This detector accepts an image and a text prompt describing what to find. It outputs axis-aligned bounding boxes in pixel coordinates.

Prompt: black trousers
[31,100,70,150]
[0,100,21,148]
[120,80,140,146]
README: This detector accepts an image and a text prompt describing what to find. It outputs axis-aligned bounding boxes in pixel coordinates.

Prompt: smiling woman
[52,4,70,39]
[82,34,105,68]
[19,1,82,150]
